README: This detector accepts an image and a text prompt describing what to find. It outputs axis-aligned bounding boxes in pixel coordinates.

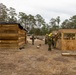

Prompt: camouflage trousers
[48,44,51,51]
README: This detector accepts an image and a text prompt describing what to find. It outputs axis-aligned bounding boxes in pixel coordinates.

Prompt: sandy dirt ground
[0,36,76,75]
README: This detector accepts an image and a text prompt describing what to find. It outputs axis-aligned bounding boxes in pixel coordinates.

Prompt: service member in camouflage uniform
[47,33,52,51]
[31,34,35,45]
[45,34,48,44]
[52,33,58,48]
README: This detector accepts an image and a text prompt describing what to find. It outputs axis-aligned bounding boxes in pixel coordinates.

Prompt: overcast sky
[0,0,76,23]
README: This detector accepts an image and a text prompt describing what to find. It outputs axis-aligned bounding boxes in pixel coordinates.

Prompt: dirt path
[0,37,76,75]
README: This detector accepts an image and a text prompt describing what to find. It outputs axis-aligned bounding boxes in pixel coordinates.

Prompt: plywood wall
[62,40,76,50]
[56,29,76,50]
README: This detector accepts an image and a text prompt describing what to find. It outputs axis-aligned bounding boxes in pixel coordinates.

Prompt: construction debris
[36,44,41,49]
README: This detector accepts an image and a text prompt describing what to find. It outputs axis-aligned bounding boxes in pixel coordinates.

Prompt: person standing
[31,34,35,45]
[47,33,52,51]
[45,34,48,44]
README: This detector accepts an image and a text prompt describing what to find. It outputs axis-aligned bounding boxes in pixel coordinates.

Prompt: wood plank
[19,34,25,37]
[59,29,76,33]
[0,44,18,47]
[62,53,76,56]
[18,41,25,46]
[0,47,18,49]
[0,40,18,44]
[1,24,18,28]
[0,30,18,33]
[0,37,18,40]
[19,36,25,39]
[0,34,18,40]
[1,34,18,36]
[19,38,25,42]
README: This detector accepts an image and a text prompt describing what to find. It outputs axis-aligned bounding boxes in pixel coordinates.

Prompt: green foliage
[61,15,76,29]
[1,3,76,35]
[0,3,8,22]
[56,16,60,28]
[49,16,60,32]
[8,7,17,22]
[18,12,28,28]
[35,14,46,28]
[28,14,36,29]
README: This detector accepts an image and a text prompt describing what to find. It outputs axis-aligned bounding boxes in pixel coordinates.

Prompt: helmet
[48,33,52,36]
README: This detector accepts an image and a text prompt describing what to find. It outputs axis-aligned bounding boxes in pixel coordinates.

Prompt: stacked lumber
[0,23,27,49]
[18,29,26,48]
[0,24,18,48]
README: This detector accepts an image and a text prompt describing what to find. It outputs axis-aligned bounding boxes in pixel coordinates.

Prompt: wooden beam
[62,53,76,56]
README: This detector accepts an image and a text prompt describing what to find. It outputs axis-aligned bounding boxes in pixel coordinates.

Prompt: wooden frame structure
[56,29,76,50]
[0,22,27,49]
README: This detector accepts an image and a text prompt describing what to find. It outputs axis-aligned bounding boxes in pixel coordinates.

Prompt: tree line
[0,3,76,35]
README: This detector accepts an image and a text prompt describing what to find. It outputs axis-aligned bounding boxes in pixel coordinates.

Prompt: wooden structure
[0,22,27,49]
[56,29,76,50]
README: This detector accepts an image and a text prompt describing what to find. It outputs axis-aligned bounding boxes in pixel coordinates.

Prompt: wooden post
[61,32,63,50]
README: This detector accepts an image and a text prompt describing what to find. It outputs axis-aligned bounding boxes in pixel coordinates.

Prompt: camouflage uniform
[31,34,34,45]
[45,34,48,44]
[53,34,58,48]
[48,36,52,51]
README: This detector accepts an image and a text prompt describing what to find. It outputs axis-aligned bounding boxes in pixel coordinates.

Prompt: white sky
[0,0,76,23]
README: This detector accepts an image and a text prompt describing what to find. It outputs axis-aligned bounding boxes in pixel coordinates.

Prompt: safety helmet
[48,33,52,36]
